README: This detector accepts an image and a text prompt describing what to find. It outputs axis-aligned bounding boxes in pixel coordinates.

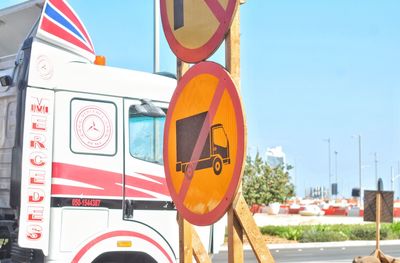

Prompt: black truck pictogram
[176,111,230,176]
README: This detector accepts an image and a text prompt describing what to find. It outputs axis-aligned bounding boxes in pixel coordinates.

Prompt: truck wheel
[213,157,222,175]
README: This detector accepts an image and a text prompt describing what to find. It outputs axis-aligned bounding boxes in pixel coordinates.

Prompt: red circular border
[160,0,239,63]
[163,61,245,226]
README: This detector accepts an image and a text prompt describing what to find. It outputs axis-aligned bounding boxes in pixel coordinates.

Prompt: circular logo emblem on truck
[75,106,112,150]
[36,55,54,80]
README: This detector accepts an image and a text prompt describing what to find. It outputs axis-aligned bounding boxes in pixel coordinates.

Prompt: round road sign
[163,61,245,226]
[160,0,239,63]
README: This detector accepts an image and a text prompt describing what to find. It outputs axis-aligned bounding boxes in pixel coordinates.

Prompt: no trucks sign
[163,61,245,226]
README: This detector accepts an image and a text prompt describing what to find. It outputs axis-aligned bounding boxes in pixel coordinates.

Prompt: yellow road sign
[164,62,245,226]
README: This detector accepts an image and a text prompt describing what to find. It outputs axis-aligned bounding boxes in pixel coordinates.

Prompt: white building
[265,146,286,168]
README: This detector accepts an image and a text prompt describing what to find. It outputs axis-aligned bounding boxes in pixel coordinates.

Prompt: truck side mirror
[131,99,165,118]
[0,75,12,87]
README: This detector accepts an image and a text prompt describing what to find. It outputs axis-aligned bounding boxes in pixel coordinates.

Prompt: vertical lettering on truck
[18,88,54,256]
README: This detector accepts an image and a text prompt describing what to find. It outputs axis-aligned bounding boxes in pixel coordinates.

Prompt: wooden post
[234,195,275,262]
[374,192,381,258]
[177,59,190,80]
[192,225,212,263]
[176,59,211,263]
[376,192,381,251]
[226,3,244,263]
[225,3,240,89]
[228,200,244,263]
[179,215,193,263]
[177,60,191,263]
[176,1,274,262]
[226,2,275,262]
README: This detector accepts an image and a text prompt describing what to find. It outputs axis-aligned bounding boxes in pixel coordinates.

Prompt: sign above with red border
[160,0,239,63]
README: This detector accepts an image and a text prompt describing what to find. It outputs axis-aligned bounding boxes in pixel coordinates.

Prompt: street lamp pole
[333,150,338,197]
[391,166,394,191]
[358,135,362,199]
[352,135,362,203]
[334,150,338,184]
[324,138,332,198]
[391,166,400,193]
[374,152,378,186]
[153,0,160,73]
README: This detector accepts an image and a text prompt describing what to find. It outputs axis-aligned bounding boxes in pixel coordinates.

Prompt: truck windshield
[213,126,228,148]
[129,115,165,164]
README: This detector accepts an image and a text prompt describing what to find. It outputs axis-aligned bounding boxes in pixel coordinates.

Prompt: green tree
[242,152,295,206]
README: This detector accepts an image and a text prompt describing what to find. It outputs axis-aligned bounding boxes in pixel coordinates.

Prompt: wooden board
[228,203,243,262]
[233,195,275,262]
[179,215,192,263]
[192,227,211,263]
[364,190,394,223]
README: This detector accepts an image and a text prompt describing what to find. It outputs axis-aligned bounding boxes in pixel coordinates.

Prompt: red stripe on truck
[51,162,169,198]
[41,16,93,54]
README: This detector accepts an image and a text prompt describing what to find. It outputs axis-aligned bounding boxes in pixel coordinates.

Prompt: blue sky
[3,0,400,199]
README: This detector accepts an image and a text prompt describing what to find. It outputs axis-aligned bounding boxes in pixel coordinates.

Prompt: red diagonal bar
[204,0,226,23]
[178,79,226,201]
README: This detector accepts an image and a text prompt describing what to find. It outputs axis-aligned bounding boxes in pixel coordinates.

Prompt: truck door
[122,98,172,220]
[51,92,124,254]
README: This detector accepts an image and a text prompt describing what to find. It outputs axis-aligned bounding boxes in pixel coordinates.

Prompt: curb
[219,240,400,251]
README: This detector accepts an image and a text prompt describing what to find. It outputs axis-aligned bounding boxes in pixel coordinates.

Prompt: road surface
[213,244,400,263]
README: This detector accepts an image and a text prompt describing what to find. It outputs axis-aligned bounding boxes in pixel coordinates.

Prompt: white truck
[0,0,223,262]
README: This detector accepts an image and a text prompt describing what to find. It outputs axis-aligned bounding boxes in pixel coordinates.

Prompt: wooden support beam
[178,213,212,263]
[226,4,244,262]
[225,1,241,89]
[373,192,382,258]
[192,226,212,263]
[179,215,193,263]
[234,195,275,263]
[228,203,243,263]
[177,59,190,80]
[177,57,191,263]
[376,192,381,252]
